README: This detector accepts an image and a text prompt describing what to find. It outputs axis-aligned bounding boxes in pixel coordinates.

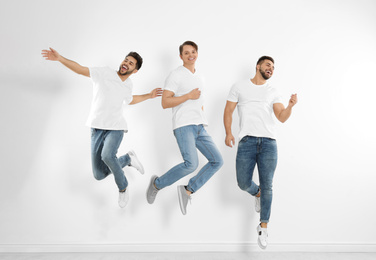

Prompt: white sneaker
[257,224,268,250]
[118,188,129,208]
[128,150,144,174]
[255,196,261,213]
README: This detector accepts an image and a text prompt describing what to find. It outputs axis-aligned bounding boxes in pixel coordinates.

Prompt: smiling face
[118,56,138,76]
[180,44,198,66]
[257,59,274,80]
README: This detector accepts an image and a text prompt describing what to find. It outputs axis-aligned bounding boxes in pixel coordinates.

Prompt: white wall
[1,0,376,252]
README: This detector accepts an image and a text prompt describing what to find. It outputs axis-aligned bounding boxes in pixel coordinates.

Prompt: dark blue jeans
[91,128,131,191]
[236,136,278,223]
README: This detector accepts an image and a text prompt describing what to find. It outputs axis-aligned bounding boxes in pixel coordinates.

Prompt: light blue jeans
[155,125,223,193]
[91,128,131,191]
[236,136,278,223]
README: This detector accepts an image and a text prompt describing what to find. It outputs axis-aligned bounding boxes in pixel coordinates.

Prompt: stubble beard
[260,69,271,80]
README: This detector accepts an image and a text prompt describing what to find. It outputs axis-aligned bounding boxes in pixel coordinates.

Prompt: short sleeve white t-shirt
[164,66,208,130]
[86,67,133,131]
[227,80,283,140]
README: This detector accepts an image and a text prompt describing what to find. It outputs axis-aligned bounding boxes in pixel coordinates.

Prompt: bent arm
[161,88,200,109]
[273,94,298,123]
[224,101,237,147]
[41,48,90,77]
[129,88,163,105]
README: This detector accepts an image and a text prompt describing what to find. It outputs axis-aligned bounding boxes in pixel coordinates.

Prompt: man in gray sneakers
[42,47,162,208]
[224,56,297,249]
[146,41,223,215]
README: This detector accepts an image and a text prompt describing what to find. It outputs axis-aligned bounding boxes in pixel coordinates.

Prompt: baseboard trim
[1,243,375,253]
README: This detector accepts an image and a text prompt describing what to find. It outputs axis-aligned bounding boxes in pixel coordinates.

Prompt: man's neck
[183,63,196,74]
[117,72,131,82]
[251,74,267,85]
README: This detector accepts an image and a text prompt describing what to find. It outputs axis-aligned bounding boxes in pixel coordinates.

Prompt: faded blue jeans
[236,136,278,223]
[91,128,131,191]
[155,124,223,193]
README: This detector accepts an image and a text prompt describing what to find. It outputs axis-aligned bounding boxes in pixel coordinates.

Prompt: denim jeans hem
[186,185,194,193]
[252,187,260,197]
[154,178,162,190]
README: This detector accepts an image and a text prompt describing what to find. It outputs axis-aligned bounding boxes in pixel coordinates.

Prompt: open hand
[41,48,61,61]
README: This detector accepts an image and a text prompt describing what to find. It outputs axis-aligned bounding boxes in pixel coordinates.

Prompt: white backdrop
[0,0,375,252]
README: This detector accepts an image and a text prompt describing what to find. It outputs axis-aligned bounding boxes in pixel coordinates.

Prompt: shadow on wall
[0,76,64,194]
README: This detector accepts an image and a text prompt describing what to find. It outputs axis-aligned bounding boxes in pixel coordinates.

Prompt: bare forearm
[224,107,236,147]
[162,94,190,109]
[277,106,292,123]
[129,93,152,105]
[275,94,297,122]
[58,56,89,77]
[224,112,233,135]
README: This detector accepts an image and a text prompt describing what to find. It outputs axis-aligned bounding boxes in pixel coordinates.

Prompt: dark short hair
[257,56,274,66]
[179,41,198,55]
[126,52,143,70]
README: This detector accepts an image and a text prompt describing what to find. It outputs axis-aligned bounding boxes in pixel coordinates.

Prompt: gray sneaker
[146,175,159,204]
[128,150,144,174]
[177,185,191,215]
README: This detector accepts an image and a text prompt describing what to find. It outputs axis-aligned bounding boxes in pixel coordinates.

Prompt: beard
[260,69,271,80]
[118,67,135,76]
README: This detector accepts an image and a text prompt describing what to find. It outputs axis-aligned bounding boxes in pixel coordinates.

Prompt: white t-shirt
[227,80,283,140]
[164,66,208,130]
[86,67,133,131]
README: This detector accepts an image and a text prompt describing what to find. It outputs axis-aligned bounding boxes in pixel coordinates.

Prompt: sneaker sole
[257,239,267,250]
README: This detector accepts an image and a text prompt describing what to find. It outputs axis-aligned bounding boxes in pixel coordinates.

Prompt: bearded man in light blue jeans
[224,56,298,249]
[146,41,223,215]
[42,48,162,208]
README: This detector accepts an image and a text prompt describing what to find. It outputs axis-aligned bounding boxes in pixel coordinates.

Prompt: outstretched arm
[41,48,90,77]
[224,101,237,148]
[273,94,298,123]
[129,88,163,105]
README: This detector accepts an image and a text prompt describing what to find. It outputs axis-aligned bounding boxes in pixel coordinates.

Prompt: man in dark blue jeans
[224,56,298,249]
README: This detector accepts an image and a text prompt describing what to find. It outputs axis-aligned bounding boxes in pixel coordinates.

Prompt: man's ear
[132,69,138,75]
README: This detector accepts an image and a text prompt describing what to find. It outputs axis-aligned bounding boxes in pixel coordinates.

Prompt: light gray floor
[0,253,375,260]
